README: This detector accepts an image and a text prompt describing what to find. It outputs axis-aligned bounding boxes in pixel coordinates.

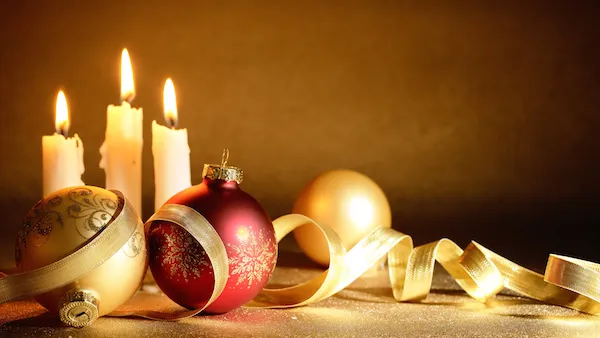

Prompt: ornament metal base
[58,289,99,327]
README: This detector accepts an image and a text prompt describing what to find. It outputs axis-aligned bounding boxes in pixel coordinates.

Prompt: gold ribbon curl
[136,205,600,317]
[2,203,600,321]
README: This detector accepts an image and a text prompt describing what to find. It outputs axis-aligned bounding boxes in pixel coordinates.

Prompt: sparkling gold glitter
[2,254,600,337]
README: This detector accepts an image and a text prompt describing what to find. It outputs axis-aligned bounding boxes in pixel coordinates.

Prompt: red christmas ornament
[148,150,277,314]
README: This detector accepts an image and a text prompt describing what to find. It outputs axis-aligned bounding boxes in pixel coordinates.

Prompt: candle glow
[120,48,135,102]
[163,78,178,128]
[100,48,144,214]
[55,90,69,136]
[152,77,191,211]
[43,89,84,197]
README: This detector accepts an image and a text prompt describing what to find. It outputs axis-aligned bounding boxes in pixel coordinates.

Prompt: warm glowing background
[0,2,599,270]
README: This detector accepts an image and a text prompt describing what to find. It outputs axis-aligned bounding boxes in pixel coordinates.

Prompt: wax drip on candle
[55,90,70,137]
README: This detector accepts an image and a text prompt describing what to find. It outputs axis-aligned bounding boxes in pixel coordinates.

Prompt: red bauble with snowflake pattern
[148,156,277,314]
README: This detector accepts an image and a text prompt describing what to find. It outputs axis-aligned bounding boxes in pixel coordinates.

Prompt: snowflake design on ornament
[160,231,210,282]
[228,227,277,289]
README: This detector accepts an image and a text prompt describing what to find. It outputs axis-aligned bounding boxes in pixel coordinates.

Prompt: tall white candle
[152,78,191,211]
[99,48,143,214]
[42,90,85,196]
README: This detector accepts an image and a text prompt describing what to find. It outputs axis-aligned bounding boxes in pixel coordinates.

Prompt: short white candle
[152,78,191,211]
[42,90,84,196]
[99,48,143,214]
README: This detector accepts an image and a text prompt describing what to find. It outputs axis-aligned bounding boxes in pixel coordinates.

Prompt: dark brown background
[1,1,599,270]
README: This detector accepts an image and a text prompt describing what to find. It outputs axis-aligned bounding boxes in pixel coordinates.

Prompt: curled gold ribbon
[128,206,600,317]
[2,202,600,321]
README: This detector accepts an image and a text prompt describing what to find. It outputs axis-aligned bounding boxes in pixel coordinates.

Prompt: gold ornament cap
[58,289,99,328]
[202,148,243,184]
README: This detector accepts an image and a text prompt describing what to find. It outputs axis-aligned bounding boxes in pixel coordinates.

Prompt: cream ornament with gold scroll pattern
[15,186,147,327]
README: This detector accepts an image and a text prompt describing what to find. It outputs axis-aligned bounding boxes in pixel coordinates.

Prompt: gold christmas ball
[292,170,392,266]
[15,186,147,327]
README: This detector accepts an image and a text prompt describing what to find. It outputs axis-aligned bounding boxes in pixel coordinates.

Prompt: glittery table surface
[1,250,600,338]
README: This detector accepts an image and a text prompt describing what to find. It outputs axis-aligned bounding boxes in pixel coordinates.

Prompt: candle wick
[167,116,177,129]
[121,92,135,104]
[58,123,69,138]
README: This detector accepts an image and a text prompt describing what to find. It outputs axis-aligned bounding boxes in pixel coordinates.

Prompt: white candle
[152,78,191,211]
[99,48,143,214]
[42,90,85,196]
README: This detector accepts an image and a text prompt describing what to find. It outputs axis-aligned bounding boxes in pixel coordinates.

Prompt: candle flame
[163,78,178,128]
[121,48,135,102]
[55,90,69,136]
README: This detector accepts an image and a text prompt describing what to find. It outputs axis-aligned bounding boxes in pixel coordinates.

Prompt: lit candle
[42,90,84,196]
[99,48,143,214]
[152,78,191,211]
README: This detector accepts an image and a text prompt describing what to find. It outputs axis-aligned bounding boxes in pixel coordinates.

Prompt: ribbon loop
[110,204,229,320]
[249,214,600,316]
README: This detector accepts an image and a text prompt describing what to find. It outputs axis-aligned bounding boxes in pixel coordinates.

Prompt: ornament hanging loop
[201,149,243,184]
[219,148,230,180]
[221,148,230,167]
